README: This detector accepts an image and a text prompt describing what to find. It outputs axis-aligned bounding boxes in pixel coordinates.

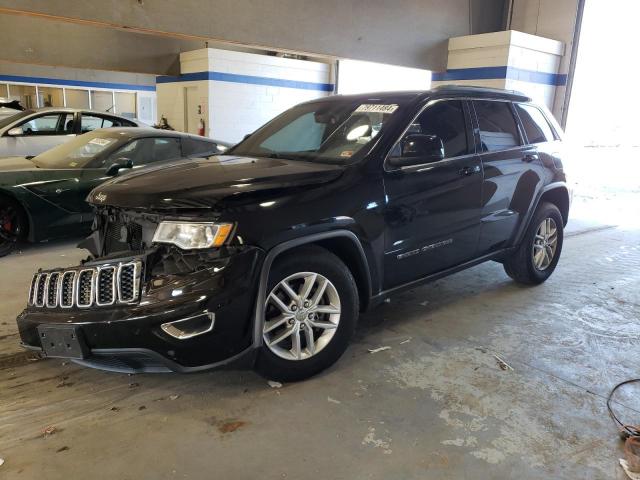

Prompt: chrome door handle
[523,153,539,163]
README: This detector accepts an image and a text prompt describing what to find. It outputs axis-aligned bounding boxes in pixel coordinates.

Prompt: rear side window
[473,101,521,152]
[515,104,556,144]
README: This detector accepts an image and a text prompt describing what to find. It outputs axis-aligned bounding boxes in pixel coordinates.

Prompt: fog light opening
[161,312,215,340]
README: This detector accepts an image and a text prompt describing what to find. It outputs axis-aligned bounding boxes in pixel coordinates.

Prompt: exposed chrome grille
[45,272,60,308]
[96,266,116,306]
[35,274,47,307]
[60,271,76,308]
[28,261,142,309]
[77,269,95,308]
[117,262,140,303]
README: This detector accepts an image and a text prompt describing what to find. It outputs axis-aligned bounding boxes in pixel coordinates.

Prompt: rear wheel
[503,202,564,284]
[0,198,26,257]
[255,246,358,382]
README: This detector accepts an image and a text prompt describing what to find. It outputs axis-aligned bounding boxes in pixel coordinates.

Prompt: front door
[1,111,76,156]
[382,99,483,290]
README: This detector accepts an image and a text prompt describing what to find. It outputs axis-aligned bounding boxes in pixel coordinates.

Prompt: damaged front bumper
[17,246,265,373]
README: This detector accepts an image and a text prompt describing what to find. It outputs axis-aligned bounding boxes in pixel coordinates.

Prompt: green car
[0,128,229,257]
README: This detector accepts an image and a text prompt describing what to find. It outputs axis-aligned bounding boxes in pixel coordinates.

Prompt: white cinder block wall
[157,48,334,143]
[432,31,564,115]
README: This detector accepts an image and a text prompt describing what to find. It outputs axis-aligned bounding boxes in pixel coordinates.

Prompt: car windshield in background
[32,131,125,169]
[231,100,404,164]
[0,110,33,129]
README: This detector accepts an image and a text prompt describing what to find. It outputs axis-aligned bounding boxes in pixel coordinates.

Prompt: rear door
[382,99,482,289]
[1,112,75,156]
[473,99,545,254]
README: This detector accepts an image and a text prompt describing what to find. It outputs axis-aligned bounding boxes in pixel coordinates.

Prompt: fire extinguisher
[198,118,205,137]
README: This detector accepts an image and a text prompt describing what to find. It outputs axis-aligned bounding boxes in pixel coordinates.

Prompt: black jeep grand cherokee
[18,86,569,381]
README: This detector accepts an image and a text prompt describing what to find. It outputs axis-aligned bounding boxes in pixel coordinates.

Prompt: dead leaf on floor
[267,381,282,389]
[42,426,57,437]
[110,406,120,412]
[129,382,140,388]
[169,394,180,400]
[218,420,248,434]
[56,446,69,453]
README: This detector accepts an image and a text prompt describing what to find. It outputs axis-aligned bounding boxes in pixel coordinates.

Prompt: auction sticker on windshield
[88,138,113,147]
[354,104,399,114]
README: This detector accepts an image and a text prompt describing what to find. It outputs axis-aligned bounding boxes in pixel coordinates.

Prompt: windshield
[230,100,404,164]
[0,110,33,130]
[32,131,126,169]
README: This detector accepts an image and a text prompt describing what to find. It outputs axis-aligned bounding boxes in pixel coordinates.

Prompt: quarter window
[515,104,556,144]
[473,101,521,152]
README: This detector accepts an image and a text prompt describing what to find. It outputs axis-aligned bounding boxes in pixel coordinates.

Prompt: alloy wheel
[532,217,558,271]
[263,271,341,361]
[0,204,20,245]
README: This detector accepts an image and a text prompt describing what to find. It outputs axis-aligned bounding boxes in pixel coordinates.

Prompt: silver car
[0,108,145,157]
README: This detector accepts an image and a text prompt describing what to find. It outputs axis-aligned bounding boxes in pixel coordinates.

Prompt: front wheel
[0,198,26,258]
[503,202,564,285]
[255,245,359,382]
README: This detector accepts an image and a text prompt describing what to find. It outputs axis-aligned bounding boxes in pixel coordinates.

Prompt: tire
[0,197,26,258]
[255,245,359,382]
[503,201,564,285]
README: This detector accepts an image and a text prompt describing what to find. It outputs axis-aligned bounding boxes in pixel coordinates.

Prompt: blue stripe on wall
[157,71,335,92]
[0,74,156,91]
[432,66,567,86]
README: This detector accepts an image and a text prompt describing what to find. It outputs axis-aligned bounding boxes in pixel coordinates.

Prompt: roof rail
[431,84,529,99]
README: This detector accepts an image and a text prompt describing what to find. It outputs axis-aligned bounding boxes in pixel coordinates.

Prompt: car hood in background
[87,155,345,210]
[0,156,37,172]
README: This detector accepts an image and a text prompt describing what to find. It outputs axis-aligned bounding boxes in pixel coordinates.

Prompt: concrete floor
[1,148,639,479]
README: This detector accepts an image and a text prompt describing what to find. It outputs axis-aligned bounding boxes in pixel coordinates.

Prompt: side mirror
[388,134,445,168]
[7,127,23,137]
[105,158,133,176]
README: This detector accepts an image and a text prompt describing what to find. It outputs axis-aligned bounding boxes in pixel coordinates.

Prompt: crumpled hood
[87,155,345,210]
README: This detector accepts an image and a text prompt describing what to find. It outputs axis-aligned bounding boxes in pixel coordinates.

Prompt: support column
[432,31,565,119]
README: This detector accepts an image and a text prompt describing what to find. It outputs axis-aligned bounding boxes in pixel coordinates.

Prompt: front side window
[15,113,68,136]
[474,100,521,152]
[515,104,556,144]
[231,100,405,164]
[107,137,182,166]
[396,100,469,159]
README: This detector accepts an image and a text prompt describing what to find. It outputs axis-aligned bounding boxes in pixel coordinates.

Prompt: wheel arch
[513,183,570,246]
[0,189,32,241]
[252,230,373,349]
[539,185,570,226]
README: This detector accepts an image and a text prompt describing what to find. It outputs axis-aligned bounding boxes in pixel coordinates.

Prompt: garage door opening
[565,0,640,230]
